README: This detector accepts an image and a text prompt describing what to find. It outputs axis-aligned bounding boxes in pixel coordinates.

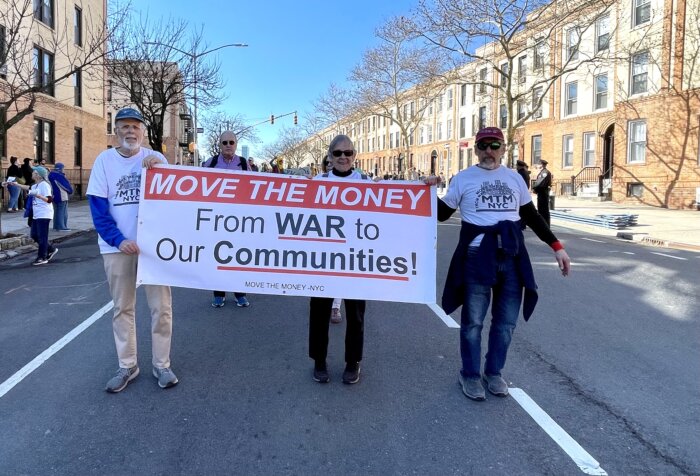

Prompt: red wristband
[550,241,564,252]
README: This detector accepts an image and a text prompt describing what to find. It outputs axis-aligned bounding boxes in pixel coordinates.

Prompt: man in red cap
[437,126,571,402]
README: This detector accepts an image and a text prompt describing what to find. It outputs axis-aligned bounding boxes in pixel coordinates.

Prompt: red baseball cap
[475,127,505,143]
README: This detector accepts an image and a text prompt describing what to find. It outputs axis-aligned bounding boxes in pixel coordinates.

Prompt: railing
[570,166,602,196]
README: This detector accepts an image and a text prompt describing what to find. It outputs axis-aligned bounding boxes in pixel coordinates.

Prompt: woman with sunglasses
[437,126,571,402]
[308,135,368,384]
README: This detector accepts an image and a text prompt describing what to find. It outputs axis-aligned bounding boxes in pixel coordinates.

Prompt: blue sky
[134,0,419,157]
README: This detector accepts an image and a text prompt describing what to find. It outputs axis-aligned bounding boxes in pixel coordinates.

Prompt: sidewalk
[1,194,699,260]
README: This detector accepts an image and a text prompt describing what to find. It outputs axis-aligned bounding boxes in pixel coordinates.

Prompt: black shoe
[342,362,361,384]
[313,361,329,383]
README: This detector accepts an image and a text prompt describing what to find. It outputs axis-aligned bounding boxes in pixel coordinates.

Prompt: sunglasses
[476,141,502,151]
[221,140,236,146]
[331,149,354,157]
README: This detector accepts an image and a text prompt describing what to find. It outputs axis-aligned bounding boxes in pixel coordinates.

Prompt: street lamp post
[145,41,248,165]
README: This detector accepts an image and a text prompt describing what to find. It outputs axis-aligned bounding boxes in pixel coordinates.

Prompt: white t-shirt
[31,181,54,220]
[442,164,532,246]
[87,147,167,253]
[314,169,368,181]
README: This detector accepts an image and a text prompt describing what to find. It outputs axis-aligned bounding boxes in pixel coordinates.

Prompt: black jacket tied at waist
[441,220,539,321]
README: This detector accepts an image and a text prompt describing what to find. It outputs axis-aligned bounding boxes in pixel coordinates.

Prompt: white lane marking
[0,301,114,399]
[427,303,460,328]
[650,252,687,261]
[580,238,605,243]
[623,251,635,255]
[510,388,607,475]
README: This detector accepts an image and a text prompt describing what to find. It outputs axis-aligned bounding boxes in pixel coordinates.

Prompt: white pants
[103,253,173,369]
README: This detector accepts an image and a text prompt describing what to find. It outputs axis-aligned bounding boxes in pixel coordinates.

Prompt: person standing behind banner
[308,134,369,385]
[49,163,74,231]
[247,157,259,172]
[202,130,251,309]
[87,107,178,393]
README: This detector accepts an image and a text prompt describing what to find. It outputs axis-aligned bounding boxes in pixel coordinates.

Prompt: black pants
[213,291,246,299]
[309,297,365,364]
[536,190,550,227]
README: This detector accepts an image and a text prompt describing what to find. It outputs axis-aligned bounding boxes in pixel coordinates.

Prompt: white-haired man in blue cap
[87,107,178,393]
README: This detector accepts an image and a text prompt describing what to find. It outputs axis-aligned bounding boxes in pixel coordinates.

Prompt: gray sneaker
[483,374,509,397]
[458,374,485,401]
[152,366,179,389]
[105,366,139,393]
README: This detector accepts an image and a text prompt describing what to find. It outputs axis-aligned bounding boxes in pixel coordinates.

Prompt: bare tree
[407,0,616,165]
[612,0,700,208]
[201,111,260,159]
[273,126,311,171]
[0,0,128,157]
[107,16,225,153]
[349,16,446,170]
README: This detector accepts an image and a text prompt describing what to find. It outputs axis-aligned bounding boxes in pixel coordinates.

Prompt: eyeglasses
[476,141,502,151]
[221,140,236,146]
[331,149,354,157]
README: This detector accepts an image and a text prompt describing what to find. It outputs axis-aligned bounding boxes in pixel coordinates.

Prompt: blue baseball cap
[115,107,145,124]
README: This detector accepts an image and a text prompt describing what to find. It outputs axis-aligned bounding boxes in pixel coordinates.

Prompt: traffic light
[293,113,298,125]
[270,114,275,125]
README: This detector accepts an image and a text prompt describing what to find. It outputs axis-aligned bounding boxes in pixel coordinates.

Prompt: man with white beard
[87,108,178,393]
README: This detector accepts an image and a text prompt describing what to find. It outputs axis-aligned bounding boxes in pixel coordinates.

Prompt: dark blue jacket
[48,171,74,203]
[442,220,539,321]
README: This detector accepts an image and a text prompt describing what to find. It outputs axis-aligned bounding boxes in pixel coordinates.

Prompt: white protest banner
[136,165,436,303]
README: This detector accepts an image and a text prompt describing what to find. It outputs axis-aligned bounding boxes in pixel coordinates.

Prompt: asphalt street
[0,225,698,475]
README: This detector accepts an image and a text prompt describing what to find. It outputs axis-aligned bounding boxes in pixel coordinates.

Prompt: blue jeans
[8,185,20,209]
[53,201,68,230]
[460,248,522,378]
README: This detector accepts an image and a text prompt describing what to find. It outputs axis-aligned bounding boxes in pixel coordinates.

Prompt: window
[596,15,610,52]
[627,183,644,197]
[0,24,6,79]
[419,127,424,145]
[595,74,608,109]
[531,135,542,164]
[500,63,509,87]
[512,142,519,164]
[479,68,487,93]
[566,28,580,61]
[74,6,82,46]
[74,127,82,167]
[447,119,453,140]
[583,132,596,166]
[534,42,545,70]
[107,112,113,134]
[563,135,574,167]
[447,89,453,108]
[32,46,54,96]
[107,80,113,102]
[437,121,443,141]
[34,118,55,164]
[517,99,526,120]
[131,79,143,102]
[634,0,651,26]
[499,104,508,129]
[427,125,433,143]
[428,101,433,115]
[628,119,647,163]
[34,0,54,27]
[73,69,81,107]
[566,81,578,116]
[459,117,466,138]
[478,106,487,130]
[631,51,649,95]
[460,84,467,106]
[472,114,477,137]
[532,86,543,118]
[518,56,527,83]
[153,81,166,104]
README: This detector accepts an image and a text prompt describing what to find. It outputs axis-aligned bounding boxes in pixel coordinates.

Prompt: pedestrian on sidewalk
[87,107,178,393]
[437,127,571,402]
[49,163,74,231]
[3,166,58,265]
[202,130,251,309]
[5,156,22,211]
[532,160,552,227]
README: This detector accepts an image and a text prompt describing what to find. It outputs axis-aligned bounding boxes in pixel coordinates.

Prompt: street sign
[196,127,204,133]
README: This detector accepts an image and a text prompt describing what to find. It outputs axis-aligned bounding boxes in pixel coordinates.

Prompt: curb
[616,232,700,252]
[0,228,94,261]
